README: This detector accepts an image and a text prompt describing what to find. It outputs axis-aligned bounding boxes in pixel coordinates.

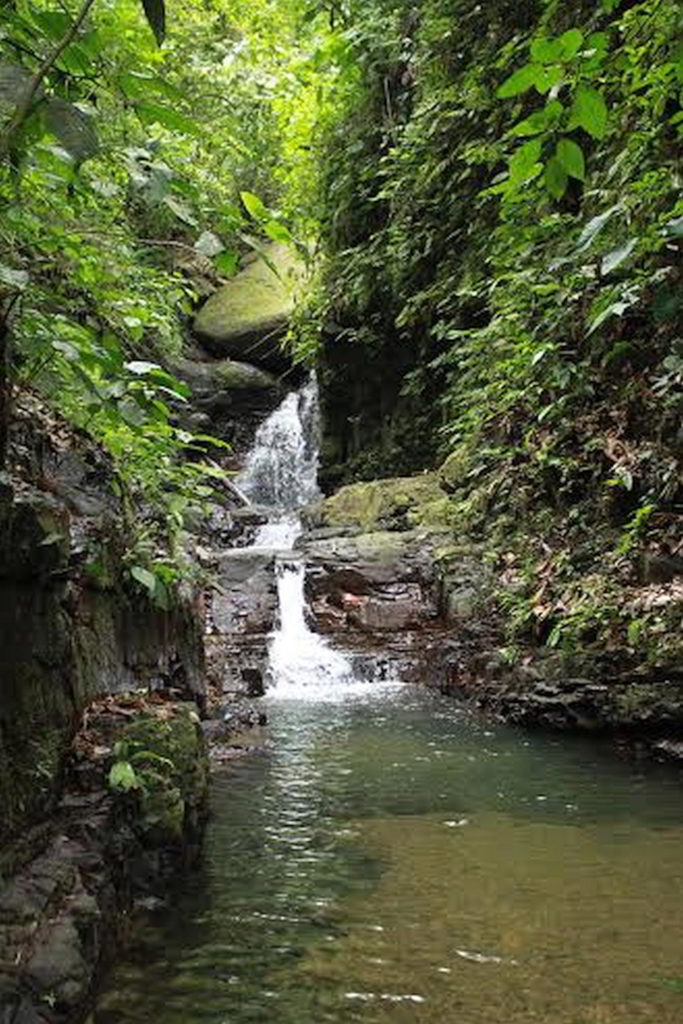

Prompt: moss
[194,243,303,353]
[118,708,208,844]
[315,473,447,531]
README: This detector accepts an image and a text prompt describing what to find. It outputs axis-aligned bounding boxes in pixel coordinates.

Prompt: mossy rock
[193,243,304,371]
[118,707,208,844]
[172,354,278,395]
[310,473,448,533]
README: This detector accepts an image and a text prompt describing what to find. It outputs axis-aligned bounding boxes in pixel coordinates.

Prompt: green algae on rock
[193,244,304,372]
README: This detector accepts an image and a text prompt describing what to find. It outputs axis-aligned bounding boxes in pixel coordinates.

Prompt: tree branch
[0,0,98,159]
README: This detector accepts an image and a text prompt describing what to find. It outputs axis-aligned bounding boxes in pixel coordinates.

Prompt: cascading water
[236,377,320,549]
[236,377,354,695]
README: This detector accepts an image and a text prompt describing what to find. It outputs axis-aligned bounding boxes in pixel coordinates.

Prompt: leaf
[108,760,140,791]
[140,0,165,46]
[126,360,161,375]
[556,138,585,180]
[532,65,563,94]
[509,139,542,184]
[0,61,43,115]
[265,219,293,243]
[558,29,583,60]
[240,190,269,221]
[44,98,98,162]
[571,85,608,139]
[194,230,224,257]
[530,37,564,64]
[135,101,199,135]
[0,263,29,289]
[215,251,238,275]
[130,565,157,593]
[163,196,198,226]
[510,110,548,137]
[496,63,538,98]
[601,239,638,275]
[545,156,568,199]
[575,204,621,252]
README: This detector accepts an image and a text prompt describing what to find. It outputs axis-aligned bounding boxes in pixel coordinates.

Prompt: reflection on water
[95,687,683,1023]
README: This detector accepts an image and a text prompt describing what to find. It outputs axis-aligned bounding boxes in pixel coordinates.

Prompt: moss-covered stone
[310,473,448,532]
[193,244,304,370]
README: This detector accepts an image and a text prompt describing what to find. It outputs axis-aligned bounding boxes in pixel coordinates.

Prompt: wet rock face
[205,549,277,697]
[302,530,442,634]
[0,701,208,1024]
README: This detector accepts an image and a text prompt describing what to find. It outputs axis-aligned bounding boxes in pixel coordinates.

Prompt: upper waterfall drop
[236,376,320,511]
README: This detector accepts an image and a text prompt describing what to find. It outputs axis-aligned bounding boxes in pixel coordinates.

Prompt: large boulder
[193,244,303,372]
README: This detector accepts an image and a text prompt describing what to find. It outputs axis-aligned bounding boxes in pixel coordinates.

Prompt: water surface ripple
[96,686,683,1023]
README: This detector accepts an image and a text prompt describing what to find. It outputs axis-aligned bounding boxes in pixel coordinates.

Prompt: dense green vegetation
[1,0,681,669]
[0,0,325,600]
[296,0,682,672]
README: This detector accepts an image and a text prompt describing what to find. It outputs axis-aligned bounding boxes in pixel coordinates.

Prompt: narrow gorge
[0,0,681,1022]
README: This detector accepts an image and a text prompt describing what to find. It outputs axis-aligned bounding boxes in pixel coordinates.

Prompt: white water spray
[237,377,354,695]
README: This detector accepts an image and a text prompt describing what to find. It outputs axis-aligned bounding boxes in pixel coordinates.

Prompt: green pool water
[95,685,683,1024]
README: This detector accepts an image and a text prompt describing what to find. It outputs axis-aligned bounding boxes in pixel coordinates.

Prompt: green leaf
[265,219,293,243]
[215,251,239,276]
[530,37,564,64]
[108,760,140,791]
[240,190,269,221]
[140,0,165,46]
[545,156,568,199]
[532,65,563,94]
[130,565,157,593]
[509,139,542,184]
[163,196,198,226]
[571,86,608,139]
[556,138,585,180]
[510,110,548,137]
[496,63,538,98]
[575,204,621,252]
[135,101,199,135]
[558,29,583,60]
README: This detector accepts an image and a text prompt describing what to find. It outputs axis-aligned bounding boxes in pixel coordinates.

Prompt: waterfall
[236,377,353,694]
[236,376,320,548]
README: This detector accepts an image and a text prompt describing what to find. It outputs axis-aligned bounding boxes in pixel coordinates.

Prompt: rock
[305,473,446,533]
[25,918,91,1010]
[193,244,303,372]
[210,550,277,635]
[302,529,441,633]
[172,355,278,396]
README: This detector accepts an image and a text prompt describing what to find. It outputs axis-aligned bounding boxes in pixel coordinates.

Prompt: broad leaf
[556,138,585,180]
[571,85,608,139]
[575,204,621,252]
[509,139,542,184]
[130,565,158,592]
[109,760,140,791]
[45,98,98,162]
[240,190,269,221]
[140,0,165,46]
[265,219,293,243]
[530,38,564,64]
[163,195,198,226]
[135,101,199,135]
[496,63,538,98]
[545,157,568,199]
[601,239,637,275]
[558,29,584,60]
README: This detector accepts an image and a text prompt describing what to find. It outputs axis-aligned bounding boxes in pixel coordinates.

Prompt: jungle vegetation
[1,0,681,661]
